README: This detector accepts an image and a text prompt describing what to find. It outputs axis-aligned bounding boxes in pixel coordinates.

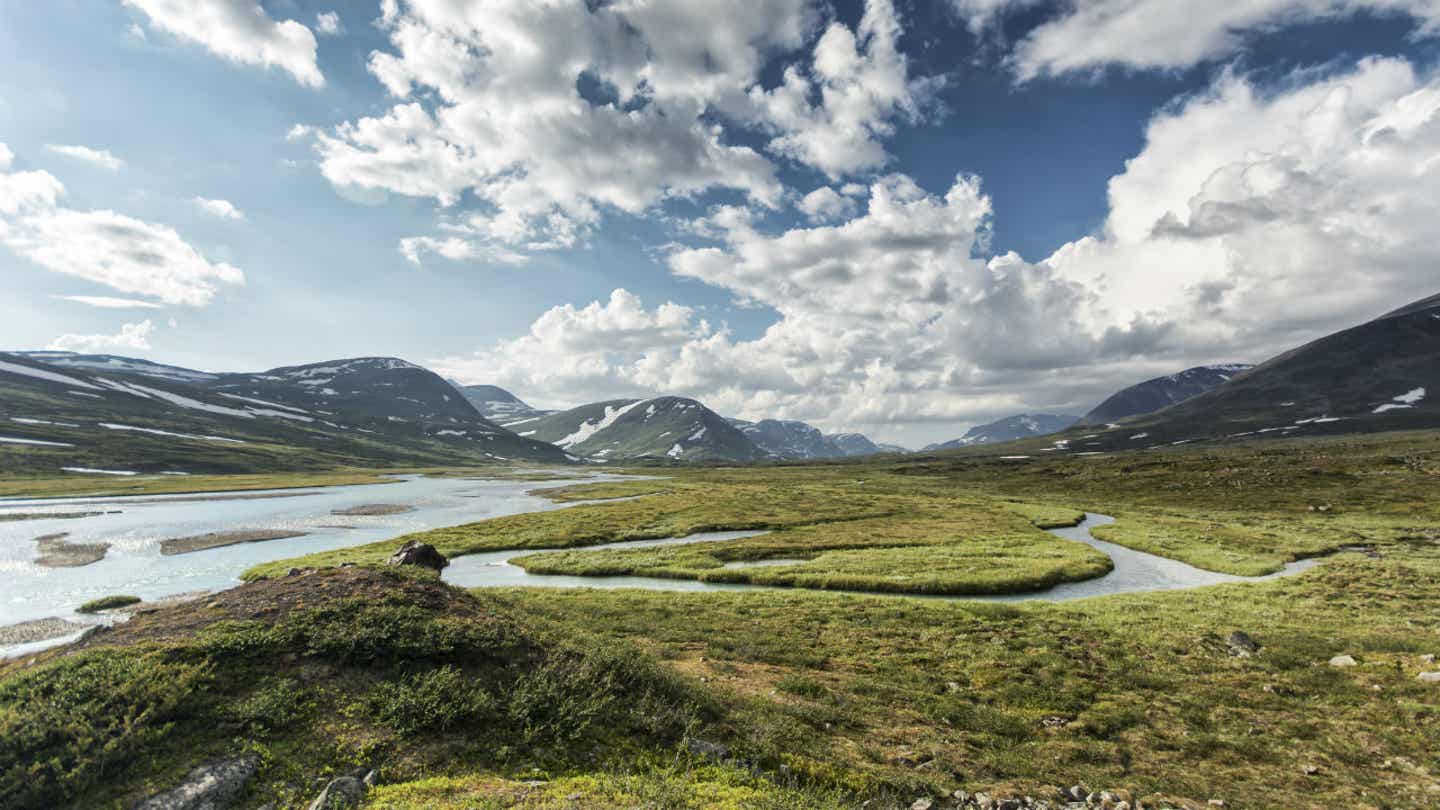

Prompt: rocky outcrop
[133,754,260,810]
[306,776,366,810]
[386,541,448,571]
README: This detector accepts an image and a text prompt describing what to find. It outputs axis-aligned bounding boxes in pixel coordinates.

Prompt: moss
[76,594,141,613]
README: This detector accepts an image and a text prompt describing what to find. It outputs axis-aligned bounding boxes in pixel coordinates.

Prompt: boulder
[134,754,260,810]
[1328,655,1358,667]
[386,541,449,571]
[910,799,934,810]
[1417,671,1440,683]
[685,737,729,760]
[307,776,365,810]
[1226,631,1260,657]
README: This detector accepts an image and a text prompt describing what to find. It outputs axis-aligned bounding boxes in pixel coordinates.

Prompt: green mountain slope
[0,354,568,475]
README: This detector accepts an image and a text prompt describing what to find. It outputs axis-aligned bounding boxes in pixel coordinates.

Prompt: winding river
[442,513,1321,602]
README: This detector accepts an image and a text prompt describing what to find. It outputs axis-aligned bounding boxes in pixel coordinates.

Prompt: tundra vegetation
[1,432,1438,808]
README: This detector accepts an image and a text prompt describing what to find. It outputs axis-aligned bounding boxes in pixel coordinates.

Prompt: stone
[307,776,365,810]
[910,799,934,810]
[1226,631,1260,657]
[134,754,261,810]
[1417,671,1440,683]
[1066,785,1088,802]
[1328,655,1358,667]
[685,737,729,760]
[386,541,449,571]
[362,769,379,788]
[1419,653,1435,665]
[1302,764,1322,776]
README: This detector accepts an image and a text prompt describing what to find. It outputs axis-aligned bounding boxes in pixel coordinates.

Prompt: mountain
[522,397,765,462]
[730,419,835,459]
[1080,364,1253,425]
[1066,292,1440,451]
[453,383,551,425]
[924,413,1079,450]
[0,353,569,475]
[726,419,894,459]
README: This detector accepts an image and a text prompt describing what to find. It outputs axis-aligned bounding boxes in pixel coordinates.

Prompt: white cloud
[0,144,244,306]
[797,186,858,222]
[434,57,1440,444]
[398,235,528,266]
[52,295,164,309]
[432,289,711,406]
[193,196,245,220]
[961,0,1440,79]
[1043,57,1440,354]
[309,0,936,256]
[47,320,156,354]
[746,0,942,178]
[44,144,124,171]
[124,0,324,87]
[315,11,342,36]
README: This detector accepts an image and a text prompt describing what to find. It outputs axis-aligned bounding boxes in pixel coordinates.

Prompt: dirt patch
[330,504,416,516]
[62,567,474,651]
[0,617,87,645]
[34,532,110,567]
[160,529,308,555]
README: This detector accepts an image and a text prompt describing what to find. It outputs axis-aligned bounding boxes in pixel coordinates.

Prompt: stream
[442,513,1321,602]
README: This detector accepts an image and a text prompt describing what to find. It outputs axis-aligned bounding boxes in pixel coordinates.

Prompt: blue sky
[2,1,1439,446]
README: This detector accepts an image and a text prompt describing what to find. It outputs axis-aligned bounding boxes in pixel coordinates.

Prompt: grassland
[2,432,1438,808]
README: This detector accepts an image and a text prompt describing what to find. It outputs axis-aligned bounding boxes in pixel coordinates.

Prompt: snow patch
[667,443,684,458]
[62,467,138,476]
[0,359,103,390]
[0,435,74,447]
[100,423,247,443]
[1373,387,1426,413]
[556,400,647,448]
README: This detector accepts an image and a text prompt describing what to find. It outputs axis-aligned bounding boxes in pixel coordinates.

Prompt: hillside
[453,383,551,425]
[1080,364,1252,425]
[521,397,765,462]
[0,353,568,475]
[1038,293,1440,452]
[924,413,1078,450]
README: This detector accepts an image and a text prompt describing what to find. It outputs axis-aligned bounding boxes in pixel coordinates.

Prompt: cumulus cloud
[44,144,124,171]
[1043,57,1440,355]
[52,295,164,309]
[315,11,342,36]
[431,289,711,406]
[308,0,937,256]
[959,0,1440,79]
[124,0,323,87]
[434,57,1440,444]
[0,144,244,306]
[797,186,859,222]
[746,0,942,177]
[193,196,245,220]
[48,320,156,353]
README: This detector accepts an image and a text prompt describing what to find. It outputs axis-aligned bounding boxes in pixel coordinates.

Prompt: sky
[2,0,1439,447]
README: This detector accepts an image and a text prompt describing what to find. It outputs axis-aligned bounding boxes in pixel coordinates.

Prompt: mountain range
[0,353,568,474]
[3,290,1437,474]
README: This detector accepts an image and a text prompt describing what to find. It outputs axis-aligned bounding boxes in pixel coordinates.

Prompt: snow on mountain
[923,414,1079,451]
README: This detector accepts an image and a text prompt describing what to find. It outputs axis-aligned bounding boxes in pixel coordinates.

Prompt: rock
[386,540,448,571]
[1226,631,1260,657]
[1329,654,1358,667]
[910,799,934,810]
[1421,653,1436,665]
[134,754,260,810]
[362,769,379,788]
[1417,671,1440,683]
[685,737,729,760]
[307,776,365,810]
[1302,764,1322,776]
[1066,785,1088,802]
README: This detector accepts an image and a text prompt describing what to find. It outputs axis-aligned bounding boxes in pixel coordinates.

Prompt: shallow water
[0,472,629,628]
[442,513,1321,602]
